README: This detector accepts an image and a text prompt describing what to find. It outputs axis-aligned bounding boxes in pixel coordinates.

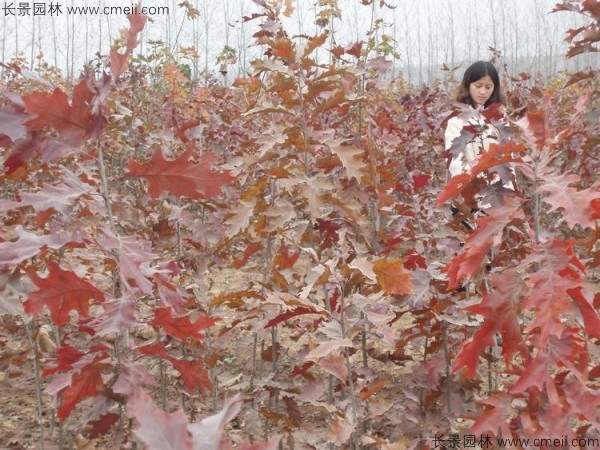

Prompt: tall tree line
[0,0,596,82]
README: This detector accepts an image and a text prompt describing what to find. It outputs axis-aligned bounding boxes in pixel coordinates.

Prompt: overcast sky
[1,0,597,82]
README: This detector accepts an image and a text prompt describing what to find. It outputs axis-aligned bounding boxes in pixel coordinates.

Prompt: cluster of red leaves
[0,1,598,449]
[0,7,271,450]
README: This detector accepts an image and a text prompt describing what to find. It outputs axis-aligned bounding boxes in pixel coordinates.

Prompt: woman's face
[469,75,495,107]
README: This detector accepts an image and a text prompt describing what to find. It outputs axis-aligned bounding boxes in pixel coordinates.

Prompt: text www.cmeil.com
[2,3,169,16]
[432,434,600,448]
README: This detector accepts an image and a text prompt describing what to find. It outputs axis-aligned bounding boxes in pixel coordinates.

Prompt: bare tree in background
[192,0,201,78]
[198,0,217,81]
[473,0,481,60]
[401,1,412,83]
[416,1,423,84]
[489,0,497,49]
[426,1,434,82]
[14,14,19,57]
[236,0,250,77]
[0,0,594,83]
[30,10,35,69]
[70,0,77,78]
[1,14,7,77]
[446,0,455,68]
[510,3,521,72]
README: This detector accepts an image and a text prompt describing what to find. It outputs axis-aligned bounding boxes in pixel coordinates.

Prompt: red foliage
[0,1,598,448]
[24,262,105,327]
[152,307,218,340]
[22,81,96,145]
[57,359,110,420]
[126,147,235,200]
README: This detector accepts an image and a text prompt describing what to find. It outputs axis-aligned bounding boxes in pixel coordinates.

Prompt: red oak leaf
[0,225,85,269]
[169,357,213,395]
[127,147,235,200]
[316,354,348,382]
[567,287,600,340]
[305,338,354,359]
[42,344,83,376]
[154,273,187,312]
[98,229,157,294]
[469,141,526,178]
[85,412,120,439]
[511,332,587,396]
[521,240,585,345]
[327,415,354,446]
[445,196,523,290]
[110,5,147,79]
[129,391,192,450]
[0,168,91,215]
[291,361,315,377]
[265,307,324,328]
[22,79,96,146]
[189,395,243,450]
[360,379,387,401]
[516,110,547,149]
[152,307,218,340]
[24,262,105,327]
[562,377,600,431]
[232,241,263,269]
[175,118,201,142]
[57,361,108,420]
[138,342,169,359]
[3,133,73,173]
[437,142,525,207]
[274,244,299,270]
[412,172,431,191]
[347,41,363,58]
[453,271,527,377]
[537,172,600,229]
[304,33,328,56]
[264,36,296,62]
[327,138,366,181]
[112,360,157,398]
[94,296,137,336]
[471,393,514,439]
[139,342,213,395]
[436,173,471,206]
[373,258,413,295]
[0,104,31,141]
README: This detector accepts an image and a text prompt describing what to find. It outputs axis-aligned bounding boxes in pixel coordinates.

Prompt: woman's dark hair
[456,61,503,108]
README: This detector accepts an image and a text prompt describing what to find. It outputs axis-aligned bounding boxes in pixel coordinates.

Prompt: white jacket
[444,107,500,178]
[444,106,515,192]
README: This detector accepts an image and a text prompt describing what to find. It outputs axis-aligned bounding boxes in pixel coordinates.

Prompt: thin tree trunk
[403,2,411,83]
[51,15,58,68]
[447,0,455,68]
[473,0,480,60]
[427,2,433,82]
[416,1,423,84]
[30,12,35,69]
[15,15,19,56]
[238,0,247,76]
[37,16,42,70]
[70,0,75,78]
[66,12,70,77]
[193,0,200,79]
[85,14,89,65]
[98,3,102,58]
[513,2,519,72]
[490,0,497,50]
[1,14,6,77]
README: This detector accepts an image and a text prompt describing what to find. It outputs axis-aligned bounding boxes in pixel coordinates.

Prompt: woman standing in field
[444,60,515,213]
